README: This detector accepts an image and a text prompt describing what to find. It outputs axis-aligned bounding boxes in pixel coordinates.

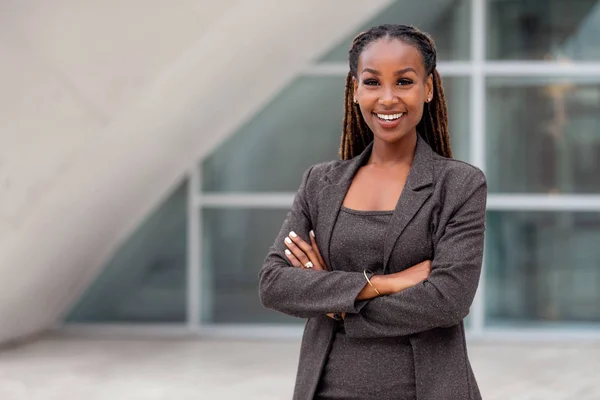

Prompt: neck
[369,132,417,167]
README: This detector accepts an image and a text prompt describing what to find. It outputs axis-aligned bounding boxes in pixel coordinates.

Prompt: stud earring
[353,97,358,104]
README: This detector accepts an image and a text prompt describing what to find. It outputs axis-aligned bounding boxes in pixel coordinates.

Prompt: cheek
[357,93,378,115]
[407,90,426,115]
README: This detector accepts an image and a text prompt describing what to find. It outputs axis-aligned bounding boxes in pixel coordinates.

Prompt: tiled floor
[0,335,599,399]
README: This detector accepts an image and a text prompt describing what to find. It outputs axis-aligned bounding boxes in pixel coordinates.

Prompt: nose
[378,85,399,107]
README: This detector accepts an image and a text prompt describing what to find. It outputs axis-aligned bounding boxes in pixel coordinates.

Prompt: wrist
[369,275,391,295]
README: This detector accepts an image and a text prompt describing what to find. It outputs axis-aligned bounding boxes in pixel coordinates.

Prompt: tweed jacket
[259,135,487,400]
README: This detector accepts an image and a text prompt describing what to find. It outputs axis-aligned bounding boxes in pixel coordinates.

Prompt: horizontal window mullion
[196,193,600,211]
[303,62,474,76]
[196,193,294,208]
[303,62,600,77]
[487,194,600,211]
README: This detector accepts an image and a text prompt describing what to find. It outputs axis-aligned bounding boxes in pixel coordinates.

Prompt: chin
[372,129,413,144]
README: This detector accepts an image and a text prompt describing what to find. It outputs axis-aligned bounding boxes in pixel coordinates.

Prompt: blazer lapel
[317,143,373,270]
[382,136,434,272]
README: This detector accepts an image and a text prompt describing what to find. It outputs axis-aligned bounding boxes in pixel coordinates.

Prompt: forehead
[358,38,425,75]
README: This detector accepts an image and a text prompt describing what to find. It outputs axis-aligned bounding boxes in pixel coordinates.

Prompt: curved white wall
[0,0,392,344]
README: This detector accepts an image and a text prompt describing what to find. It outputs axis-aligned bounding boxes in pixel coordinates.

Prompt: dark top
[315,206,416,400]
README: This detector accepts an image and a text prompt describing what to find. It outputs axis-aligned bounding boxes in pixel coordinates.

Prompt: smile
[375,112,404,121]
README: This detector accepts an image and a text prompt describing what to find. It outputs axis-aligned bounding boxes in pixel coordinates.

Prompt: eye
[363,79,379,86]
[397,79,413,86]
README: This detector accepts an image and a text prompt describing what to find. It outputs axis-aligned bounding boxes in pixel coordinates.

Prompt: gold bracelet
[363,269,381,296]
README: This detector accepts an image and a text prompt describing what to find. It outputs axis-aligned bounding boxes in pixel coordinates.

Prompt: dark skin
[284,38,434,318]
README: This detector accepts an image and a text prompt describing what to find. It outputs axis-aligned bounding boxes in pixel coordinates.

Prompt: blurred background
[1,0,599,399]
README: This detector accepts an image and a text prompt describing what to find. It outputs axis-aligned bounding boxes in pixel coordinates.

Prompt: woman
[259,24,486,400]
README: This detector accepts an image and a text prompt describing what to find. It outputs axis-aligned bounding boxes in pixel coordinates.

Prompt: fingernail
[285,237,292,244]
[289,231,297,238]
[310,230,315,238]
[285,249,291,256]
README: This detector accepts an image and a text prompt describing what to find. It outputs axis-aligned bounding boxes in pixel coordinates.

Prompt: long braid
[418,69,452,158]
[341,71,372,159]
[340,24,453,160]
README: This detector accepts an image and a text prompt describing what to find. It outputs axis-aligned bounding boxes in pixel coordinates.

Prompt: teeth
[376,113,404,121]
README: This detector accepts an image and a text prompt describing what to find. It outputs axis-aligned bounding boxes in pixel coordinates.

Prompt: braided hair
[340,24,452,160]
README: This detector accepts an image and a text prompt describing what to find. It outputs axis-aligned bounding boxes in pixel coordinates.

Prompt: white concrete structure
[0,0,393,344]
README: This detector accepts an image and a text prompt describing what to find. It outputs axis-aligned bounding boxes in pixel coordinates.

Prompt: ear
[425,73,434,103]
[352,76,358,103]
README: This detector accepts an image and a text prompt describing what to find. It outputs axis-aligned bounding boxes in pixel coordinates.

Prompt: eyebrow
[361,67,417,75]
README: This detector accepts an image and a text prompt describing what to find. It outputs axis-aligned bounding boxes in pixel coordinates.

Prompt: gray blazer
[259,135,487,400]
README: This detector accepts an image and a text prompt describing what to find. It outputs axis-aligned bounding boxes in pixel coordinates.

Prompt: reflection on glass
[201,208,303,324]
[486,76,600,193]
[203,76,470,193]
[319,0,471,61]
[67,180,188,323]
[486,211,600,327]
[444,77,470,162]
[202,77,343,193]
[487,0,600,60]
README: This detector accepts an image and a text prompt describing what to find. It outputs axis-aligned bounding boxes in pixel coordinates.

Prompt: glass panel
[203,76,470,193]
[487,0,600,60]
[485,211,600,327]
[445,77,470,162]
[486,76,600,193]
[67,180,188,323]
[318,0,471,62]
[201,208,303,325]
[202,76,343,193]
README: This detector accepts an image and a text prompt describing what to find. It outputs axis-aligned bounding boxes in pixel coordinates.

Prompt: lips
[375,112,404,121]
[372,112,405,129]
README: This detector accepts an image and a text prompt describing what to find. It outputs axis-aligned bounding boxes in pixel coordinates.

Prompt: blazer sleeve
[259,165,369,318]
[344,170,487,338]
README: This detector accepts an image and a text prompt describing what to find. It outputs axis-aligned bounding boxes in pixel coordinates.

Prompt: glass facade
[67,179,188,323]
[487,0,600,61]
[70,0,600,337]
[319,0,471,62]
[486,76,600,194]
[201,208,302,325]
[486,211,600,326]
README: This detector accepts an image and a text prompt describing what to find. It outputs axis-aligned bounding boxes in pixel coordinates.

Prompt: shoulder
[294,160,347,211]
[300,159,349,188]
[431,153,486,187]
[430,153,487,207]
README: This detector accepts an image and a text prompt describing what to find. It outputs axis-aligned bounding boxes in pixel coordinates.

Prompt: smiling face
[353,38,433,145]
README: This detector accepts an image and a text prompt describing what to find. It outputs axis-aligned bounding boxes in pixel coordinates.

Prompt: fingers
[421,260,432,275]
[284,249,304,268]
[326,312,346,320]
[309,230,327,270]
[289,231,318,260]
[284,231,324,270]
[410,259,432,272]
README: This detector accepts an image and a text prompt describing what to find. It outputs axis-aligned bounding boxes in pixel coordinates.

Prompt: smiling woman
[259,25,486,400]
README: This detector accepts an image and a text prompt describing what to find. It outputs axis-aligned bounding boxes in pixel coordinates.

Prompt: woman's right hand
[391,260,432,292]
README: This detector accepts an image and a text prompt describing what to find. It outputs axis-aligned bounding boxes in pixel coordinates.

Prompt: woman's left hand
[284,230,328,271]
